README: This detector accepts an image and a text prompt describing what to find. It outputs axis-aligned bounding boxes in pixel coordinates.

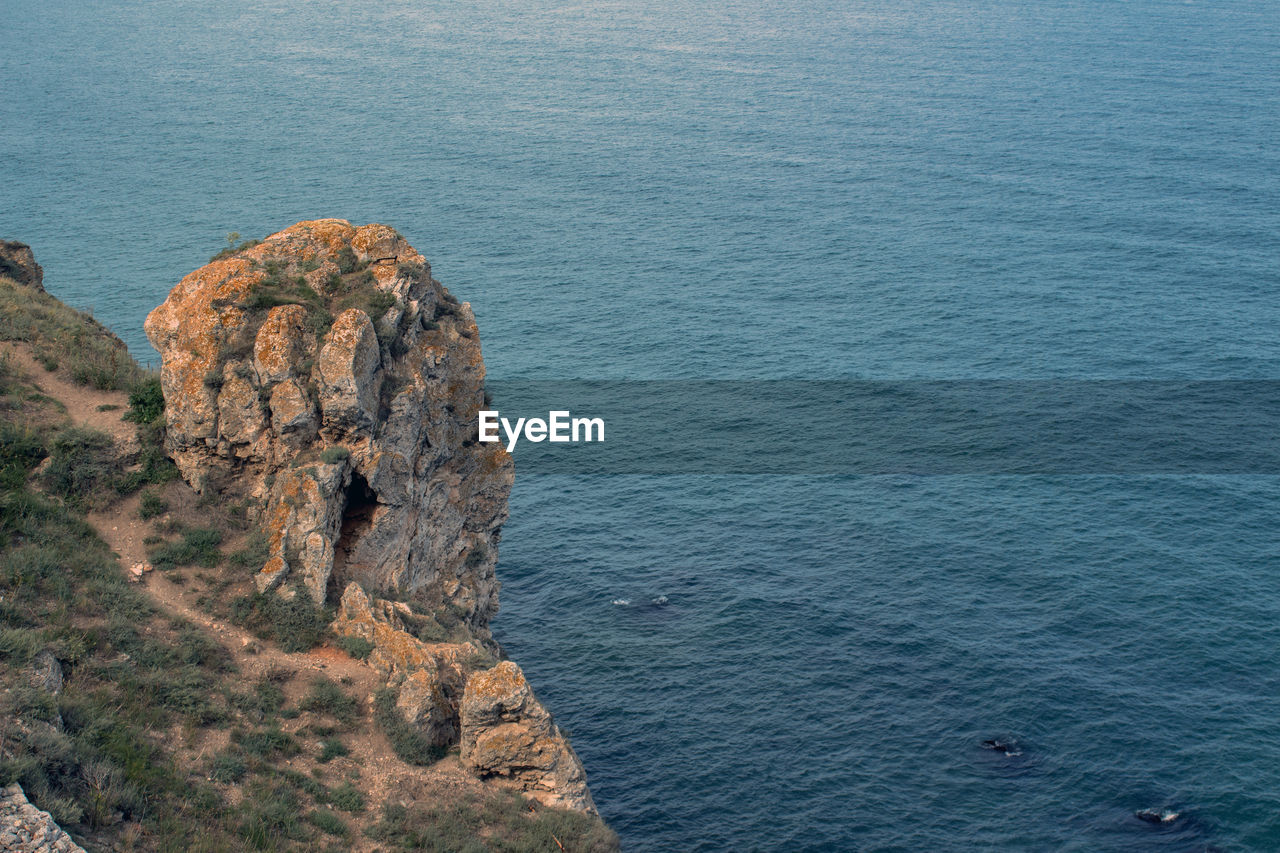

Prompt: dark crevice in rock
[332,470,377,595]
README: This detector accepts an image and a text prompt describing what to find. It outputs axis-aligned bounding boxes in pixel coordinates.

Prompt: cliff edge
[145,219,596,812]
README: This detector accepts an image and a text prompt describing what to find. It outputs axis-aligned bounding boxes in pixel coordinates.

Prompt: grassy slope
[0,274,618,852]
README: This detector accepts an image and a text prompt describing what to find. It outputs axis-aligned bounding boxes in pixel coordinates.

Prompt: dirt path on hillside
[1,342,138,448]
[13,344,495,850]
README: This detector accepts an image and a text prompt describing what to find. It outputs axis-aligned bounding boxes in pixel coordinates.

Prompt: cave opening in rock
[333,471,378,592]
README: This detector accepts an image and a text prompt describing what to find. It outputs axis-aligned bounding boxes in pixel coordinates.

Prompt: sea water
[4,0,1279,848]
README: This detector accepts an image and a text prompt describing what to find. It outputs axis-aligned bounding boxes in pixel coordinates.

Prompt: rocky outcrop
[461,662,596,814]
[333,582,596,813]
[145,220,512,624]
[147,220,597,813]
[0,241,44,291]
[0,785,85,853]
[332,582,473,747]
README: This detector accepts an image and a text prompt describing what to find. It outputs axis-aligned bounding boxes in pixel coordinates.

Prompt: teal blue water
[4,0,1280,848]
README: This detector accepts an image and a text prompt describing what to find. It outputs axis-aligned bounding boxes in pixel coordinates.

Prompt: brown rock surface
[0,240,44,291]
[460,661,597,814]
[333,582,472,747]
[146,221,597,812]
[144,220,512,625]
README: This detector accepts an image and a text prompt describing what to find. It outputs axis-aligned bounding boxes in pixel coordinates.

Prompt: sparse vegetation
[228,530,270,569]
[365,792,620,852]
[230,586,329,652]
[334,634,373,661]
[329,781,365,813]
[307,807,349,837]
[209,231,263,263]
[0,275,143,391]
[320,446,350,465]
[234,726,302,759]
[318,738,349,763]
[138,488,168,519]
[373,687,447,766]
[298,676,358,724]
[148,526,223,570]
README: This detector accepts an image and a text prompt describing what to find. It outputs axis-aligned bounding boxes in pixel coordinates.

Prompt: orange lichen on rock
[145,220,596,814]
[145,219,512,614]
[460,661,596,813]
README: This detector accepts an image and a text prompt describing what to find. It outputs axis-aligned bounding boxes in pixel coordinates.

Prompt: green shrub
[373,688,446,766]
[210,751,248,783]
[333,634,373,661]
[318,738,349,763]
[123,376,165,424]
[397,261,427,281]
[229,588,328,652]
[230,677,287,719]
[329,781,365,813]
[228,531,270,570]
[335,247,361,274]
[209,232,263,263]
[237,781,310,849]
[299,676,357,723]
[233,726,300,759]
[0,422,45,490]
[138,489,168,520]
[149,527,223,570]
[38,427,121,509]
[320,446,350,465]
[307,807,349,837]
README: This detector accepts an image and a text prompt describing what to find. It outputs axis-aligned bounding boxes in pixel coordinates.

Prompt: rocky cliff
[0,241,44,292]
[145,220,595,812]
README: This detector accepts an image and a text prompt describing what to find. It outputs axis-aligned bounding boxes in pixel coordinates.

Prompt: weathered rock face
[0,241,44,291]
[333,582,595,813]
[145,220,512,625]
[0,784,85,853]
[148,220,597,814]
[332,582,473,747]
[461,661,596,814]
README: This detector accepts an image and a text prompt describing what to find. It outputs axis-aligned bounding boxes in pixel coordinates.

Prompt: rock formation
[146,220,596,812]
[0,241,44,292]
[0,785,85,853]
[145,220,510,623]
[461,662,596,813]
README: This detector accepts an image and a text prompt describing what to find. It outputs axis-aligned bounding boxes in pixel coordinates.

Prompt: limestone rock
[460,661,596,814]
[145,220,512,620]
[317,308,381,432]
[0,241,44,291]
[333,582,472,746]
[0,784,86,853]
[146,221,596,814]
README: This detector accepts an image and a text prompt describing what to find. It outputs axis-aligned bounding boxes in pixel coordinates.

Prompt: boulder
[460,661,596,814]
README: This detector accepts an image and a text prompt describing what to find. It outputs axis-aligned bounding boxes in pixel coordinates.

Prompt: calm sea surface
[4,0,1280,848]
